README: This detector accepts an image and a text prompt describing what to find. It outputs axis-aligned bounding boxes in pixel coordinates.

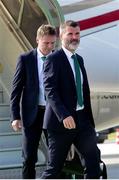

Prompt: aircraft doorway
[0,0,64,48]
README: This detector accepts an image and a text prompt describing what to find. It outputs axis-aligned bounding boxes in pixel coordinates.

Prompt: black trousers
[41,110,101,179]
[22,107,46,179]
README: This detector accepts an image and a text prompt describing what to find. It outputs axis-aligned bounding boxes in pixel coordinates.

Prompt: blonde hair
[36,24,56,38]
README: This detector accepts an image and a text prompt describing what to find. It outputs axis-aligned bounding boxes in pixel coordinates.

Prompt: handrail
[35,0,64,25]
[51,0,64,23]
[17,0,24,28]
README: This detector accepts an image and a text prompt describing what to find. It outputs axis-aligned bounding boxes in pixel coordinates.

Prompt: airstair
[0,0,64,178]
[0,85,47,178]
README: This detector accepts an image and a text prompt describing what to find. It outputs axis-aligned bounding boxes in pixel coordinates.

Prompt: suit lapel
[32,49,39,88]
[76,54,89,92]
[60,49,77,92]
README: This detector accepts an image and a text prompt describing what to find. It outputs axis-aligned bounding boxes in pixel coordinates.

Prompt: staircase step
[0,147,46,167]
[0,132,22,149]
[0,165,46,178]
[0,104,10,117]
[0,148,22,166]
[0,117,13,133]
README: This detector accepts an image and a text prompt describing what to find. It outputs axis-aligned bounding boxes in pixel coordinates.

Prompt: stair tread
[0,164,22,169]
[0,132,22,136]
[0,147,21,152]
[0,117,10,120]
[0,103,9,105]
[0,147,44,152]
[0,162,43,170]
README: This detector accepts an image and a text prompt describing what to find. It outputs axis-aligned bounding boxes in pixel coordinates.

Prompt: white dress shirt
[62,46,84,110]
[37,48,46,106]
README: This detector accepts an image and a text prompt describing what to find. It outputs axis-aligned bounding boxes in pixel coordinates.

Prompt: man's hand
[12,120,22,131]
[63,116,76,129]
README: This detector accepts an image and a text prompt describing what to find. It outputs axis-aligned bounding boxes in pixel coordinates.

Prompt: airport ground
[98,132,119,179]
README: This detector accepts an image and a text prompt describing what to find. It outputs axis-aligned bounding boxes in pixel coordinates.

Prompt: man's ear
[59,33,62,40]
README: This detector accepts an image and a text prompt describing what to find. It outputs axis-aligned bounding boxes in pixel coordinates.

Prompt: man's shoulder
[48,48,64,59]
[20,49,36,58]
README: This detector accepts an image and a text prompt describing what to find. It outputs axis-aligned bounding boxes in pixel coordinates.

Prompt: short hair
[60,20,80,35]
[36,24,56,38]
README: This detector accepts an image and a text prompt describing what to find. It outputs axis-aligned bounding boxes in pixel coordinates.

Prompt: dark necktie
[71,54,83,106]
[41,56,46,61]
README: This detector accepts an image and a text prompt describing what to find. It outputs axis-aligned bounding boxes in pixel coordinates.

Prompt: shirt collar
[37,48,52,58]
[37,48,46,58]
[62,46,75,59]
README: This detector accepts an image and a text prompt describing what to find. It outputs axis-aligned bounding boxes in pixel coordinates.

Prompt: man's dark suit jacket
[43,48,95,131]
[10,49,39,127]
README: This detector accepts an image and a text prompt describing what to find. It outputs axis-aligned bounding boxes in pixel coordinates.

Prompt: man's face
[60,26,80,52]
[36,35,56,55]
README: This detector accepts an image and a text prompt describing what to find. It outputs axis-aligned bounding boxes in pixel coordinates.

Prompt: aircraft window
[21,0,47,47]
[1,0,21,22]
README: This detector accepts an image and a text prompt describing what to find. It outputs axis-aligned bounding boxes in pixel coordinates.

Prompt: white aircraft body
[0,0,119,132]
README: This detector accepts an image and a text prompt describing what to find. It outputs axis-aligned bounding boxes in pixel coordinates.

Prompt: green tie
[41,56,46,61]
[72,54,83,106]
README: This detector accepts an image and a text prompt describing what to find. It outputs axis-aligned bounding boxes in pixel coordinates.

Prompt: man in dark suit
[41,20,101,179]
[10,24,56,179]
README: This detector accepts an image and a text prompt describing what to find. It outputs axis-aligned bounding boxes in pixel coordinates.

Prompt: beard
[69,43,79,51]
[66,39,80,51]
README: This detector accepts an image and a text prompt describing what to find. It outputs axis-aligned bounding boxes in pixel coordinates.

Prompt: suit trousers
[41,110,101,179]
[22,107,45,179]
